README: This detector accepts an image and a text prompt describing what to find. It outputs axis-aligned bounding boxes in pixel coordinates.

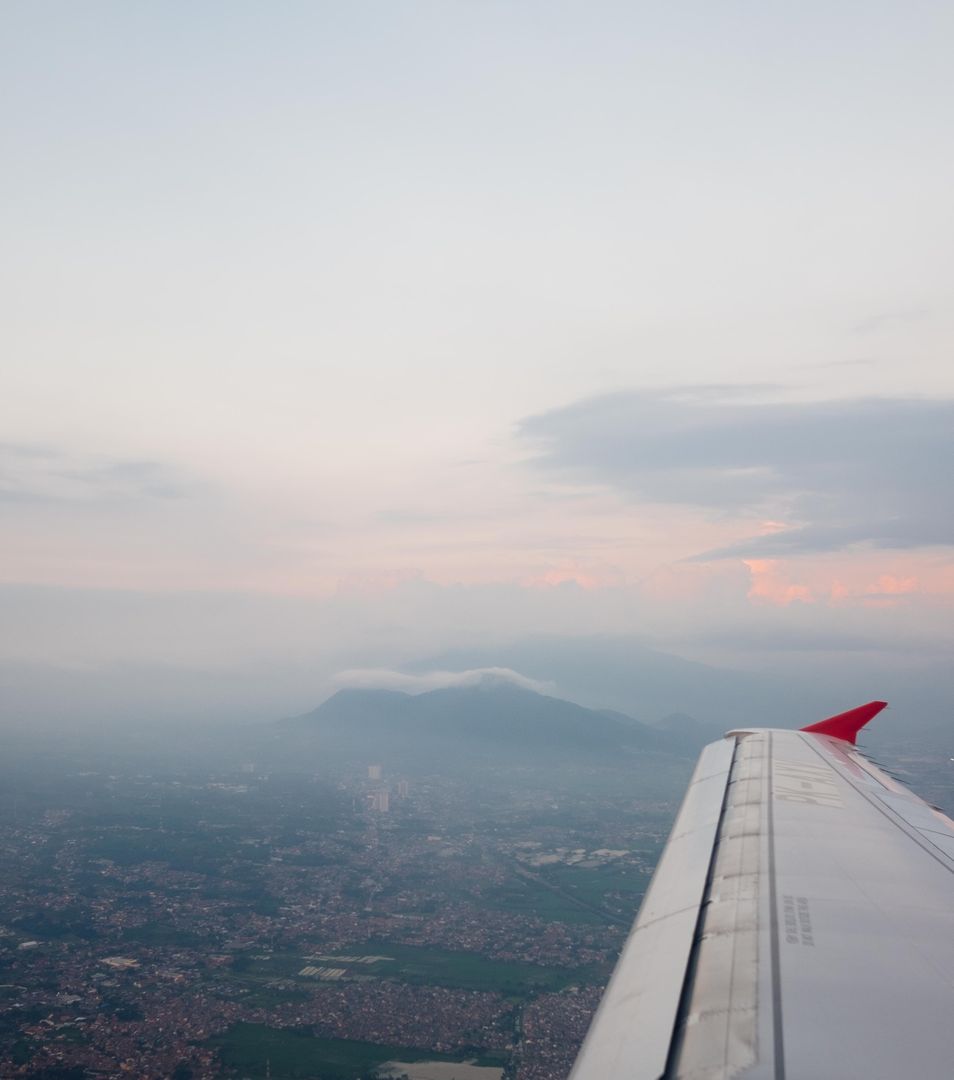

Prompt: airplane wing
[570,703,954,1079]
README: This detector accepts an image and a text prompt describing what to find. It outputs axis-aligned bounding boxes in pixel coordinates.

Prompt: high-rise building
[397,780,410,798]
[368,764,382,780]
[366,789,390,813]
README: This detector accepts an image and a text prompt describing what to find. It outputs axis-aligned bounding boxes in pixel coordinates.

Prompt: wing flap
[569,738,735,1080]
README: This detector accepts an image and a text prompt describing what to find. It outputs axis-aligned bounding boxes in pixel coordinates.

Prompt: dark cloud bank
[520,391,954,557]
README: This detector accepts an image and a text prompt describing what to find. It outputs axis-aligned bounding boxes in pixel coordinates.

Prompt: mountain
[653,712,727,753]
[409,635,954,742]
[266,682,681,767]
[408,636,880,728]
[409,636,786,725]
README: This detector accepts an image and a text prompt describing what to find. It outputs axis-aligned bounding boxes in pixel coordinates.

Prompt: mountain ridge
[274,681,685,763]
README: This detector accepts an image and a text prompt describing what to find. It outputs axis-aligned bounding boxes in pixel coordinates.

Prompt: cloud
[521,560,626,589]
[3,581,952,728]
[519,390,954,557]
[744,559,815,606]
[667,623,937,656]
[331,666,556,695]
[851,307,932,335]
[0,444,190,505]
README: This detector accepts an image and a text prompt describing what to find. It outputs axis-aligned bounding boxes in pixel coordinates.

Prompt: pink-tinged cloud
[639,560,750,602]
[829,581,851,603]
[334,569,427,594]
[867,574,919,596]
[733,554,954,610]
[520,561,626,590]
[859,574,920,609]
[744,560,815,605]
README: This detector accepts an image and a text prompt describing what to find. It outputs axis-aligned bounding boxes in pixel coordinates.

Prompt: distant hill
[407,636,953,745]
[408,636,884,729]
[652,712,726,753]
[266,682,683,767]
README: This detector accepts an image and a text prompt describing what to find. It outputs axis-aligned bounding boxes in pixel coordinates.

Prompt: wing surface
[570,706,954,1080]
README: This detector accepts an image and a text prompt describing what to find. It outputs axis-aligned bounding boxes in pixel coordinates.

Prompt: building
[366,790,390,813]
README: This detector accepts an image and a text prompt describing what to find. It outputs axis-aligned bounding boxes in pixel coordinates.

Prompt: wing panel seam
[662,736,740,1078]
[767,731,786,1080]
[799,735,954,875]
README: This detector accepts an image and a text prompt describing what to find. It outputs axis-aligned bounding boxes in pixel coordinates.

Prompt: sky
[2,2,953,725]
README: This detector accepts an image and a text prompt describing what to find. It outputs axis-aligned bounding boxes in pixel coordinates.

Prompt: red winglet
[801,701,887,744]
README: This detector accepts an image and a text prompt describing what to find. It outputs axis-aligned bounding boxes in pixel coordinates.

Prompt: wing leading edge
[570,703,954,1080]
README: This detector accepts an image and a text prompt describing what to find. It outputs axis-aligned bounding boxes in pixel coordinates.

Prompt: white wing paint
[570,703,954,1079]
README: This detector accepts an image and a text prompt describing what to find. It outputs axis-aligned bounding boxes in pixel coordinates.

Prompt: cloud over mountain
[332,666,555,696]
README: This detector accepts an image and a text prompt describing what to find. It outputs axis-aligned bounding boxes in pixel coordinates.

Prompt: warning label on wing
[782,894,816,946]
[773,759,844,807]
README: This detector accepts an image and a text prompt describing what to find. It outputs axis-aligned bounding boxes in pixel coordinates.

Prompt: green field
[484,876,609,925]
[121,921,204,947]
[542,863,649,911]
[210,1023,506,1079]
[363,942,606,994]
[229,942,606,998]
[484,859,648,926]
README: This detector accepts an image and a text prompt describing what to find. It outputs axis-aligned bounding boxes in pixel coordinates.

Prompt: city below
[2,688,951,1080]
[0,715,689,1080]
